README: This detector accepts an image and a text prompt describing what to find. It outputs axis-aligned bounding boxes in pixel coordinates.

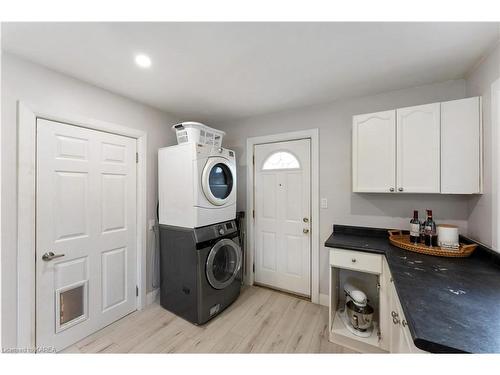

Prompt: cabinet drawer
[330,248,382,274]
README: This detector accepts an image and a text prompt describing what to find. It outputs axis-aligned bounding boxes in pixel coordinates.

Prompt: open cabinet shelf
[330,309,385,353]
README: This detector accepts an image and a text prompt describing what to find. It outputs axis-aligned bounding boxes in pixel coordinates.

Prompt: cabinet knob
[391,311,399,318]
[389,187,395,192]
[398,187,404,192]
[351,258,357,263]
[402,320,408,328]
[303,228,309,234]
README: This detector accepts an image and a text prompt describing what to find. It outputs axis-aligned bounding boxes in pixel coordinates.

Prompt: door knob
[303,228,309,234]
[42,252,65,261]
[389,187,395,192]
[303,217,309,223]
[398,187,404,192]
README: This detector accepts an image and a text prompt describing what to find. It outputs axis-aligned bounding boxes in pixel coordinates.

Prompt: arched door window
[262,151,300,170]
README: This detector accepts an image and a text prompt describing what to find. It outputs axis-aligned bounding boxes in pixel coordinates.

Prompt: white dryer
[158,142,237,228]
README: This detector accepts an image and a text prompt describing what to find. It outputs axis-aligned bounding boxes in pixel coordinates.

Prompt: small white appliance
[158,132,237,228]
[340,282,374,338]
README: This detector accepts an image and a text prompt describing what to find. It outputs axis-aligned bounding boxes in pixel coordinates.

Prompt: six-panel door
[36,119,137,352]
[352,110,396,192]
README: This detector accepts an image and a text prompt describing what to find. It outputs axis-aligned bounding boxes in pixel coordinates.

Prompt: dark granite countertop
[325,225,500,353]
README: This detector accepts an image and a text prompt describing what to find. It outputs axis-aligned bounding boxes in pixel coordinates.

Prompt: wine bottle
[409,210,420,244]
[423,209,437,247]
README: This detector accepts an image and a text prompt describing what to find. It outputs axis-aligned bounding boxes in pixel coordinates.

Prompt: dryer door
[206,238,242,289]
[202,157,235,206]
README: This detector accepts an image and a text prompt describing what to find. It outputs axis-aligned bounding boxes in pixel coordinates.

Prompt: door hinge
[253,263,255,273]
[252,210,255,219]
[136,152,139,163]
[252,155,255,165]
[376,282,380,292]
[136,285,139,297]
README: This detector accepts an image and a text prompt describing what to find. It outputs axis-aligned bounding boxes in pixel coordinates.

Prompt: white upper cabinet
[352,110,396,192]
[396,103,441,193]
[352,97,482,194]
[441,97,482,194]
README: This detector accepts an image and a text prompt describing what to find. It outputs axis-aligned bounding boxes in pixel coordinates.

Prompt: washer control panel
[194,220,237,243]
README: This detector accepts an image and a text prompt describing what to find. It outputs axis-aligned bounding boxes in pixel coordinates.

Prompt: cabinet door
[352,110,396,192]
[397,103,440,193]
[389,282,411,353]
[441,97,482,194]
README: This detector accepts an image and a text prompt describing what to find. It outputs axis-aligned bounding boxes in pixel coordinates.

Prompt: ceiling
[2,22,499,123]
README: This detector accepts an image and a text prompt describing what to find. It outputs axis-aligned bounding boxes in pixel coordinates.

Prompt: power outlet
[320,198,328,209]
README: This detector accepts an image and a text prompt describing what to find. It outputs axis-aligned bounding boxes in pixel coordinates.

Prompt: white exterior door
[254,139,311,296]
[36,119,137,351]
[397,103,441,193]
[352,110,396,193]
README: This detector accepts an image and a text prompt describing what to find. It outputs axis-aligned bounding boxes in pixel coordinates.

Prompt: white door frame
[246,129,319,304]
[16,101,148,349]
[493,78,500,250]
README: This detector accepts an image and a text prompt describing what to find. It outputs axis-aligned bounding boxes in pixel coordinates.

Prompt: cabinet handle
[398,187,404,192]
[351,258,357,263]
[389,187,395,192]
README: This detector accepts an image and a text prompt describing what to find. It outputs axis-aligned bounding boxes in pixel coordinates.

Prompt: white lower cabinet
[329,248,427,353]
[386,261,427,354]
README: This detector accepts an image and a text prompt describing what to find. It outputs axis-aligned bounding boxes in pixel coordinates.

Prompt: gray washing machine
[159,220,242,325]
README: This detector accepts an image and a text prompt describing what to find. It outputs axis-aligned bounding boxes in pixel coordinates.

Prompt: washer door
[206,238,242,289]
[201,157,234,206]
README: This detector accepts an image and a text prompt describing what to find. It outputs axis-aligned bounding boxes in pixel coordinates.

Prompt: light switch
[321,198,328,209]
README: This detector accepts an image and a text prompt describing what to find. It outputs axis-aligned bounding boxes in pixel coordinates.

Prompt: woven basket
[388,230,477,258]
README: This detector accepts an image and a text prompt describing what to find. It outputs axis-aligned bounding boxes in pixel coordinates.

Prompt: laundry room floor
[63,286,357,353]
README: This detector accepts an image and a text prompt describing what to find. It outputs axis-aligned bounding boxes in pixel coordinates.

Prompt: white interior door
[36,119,137,352]
[254,139,311,297]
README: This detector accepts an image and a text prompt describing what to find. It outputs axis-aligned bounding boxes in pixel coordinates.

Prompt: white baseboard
[146,288,159,305]
[319,293,329,307]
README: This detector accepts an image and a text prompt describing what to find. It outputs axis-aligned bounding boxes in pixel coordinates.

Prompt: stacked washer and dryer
[158,122,242,325]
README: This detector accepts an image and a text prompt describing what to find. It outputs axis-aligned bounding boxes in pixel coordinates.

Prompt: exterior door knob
[303,228,309,234]
[42,252,65,261]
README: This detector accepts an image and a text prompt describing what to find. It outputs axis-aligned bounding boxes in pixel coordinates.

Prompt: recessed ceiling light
[135,54,152,68]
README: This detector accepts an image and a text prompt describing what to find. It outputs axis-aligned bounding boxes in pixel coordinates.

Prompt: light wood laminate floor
[63,286,357,353]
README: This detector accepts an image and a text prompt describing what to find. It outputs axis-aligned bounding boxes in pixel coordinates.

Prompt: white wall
[466,42,500,250]
[218,79,470,295]
[1,53,179,347]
